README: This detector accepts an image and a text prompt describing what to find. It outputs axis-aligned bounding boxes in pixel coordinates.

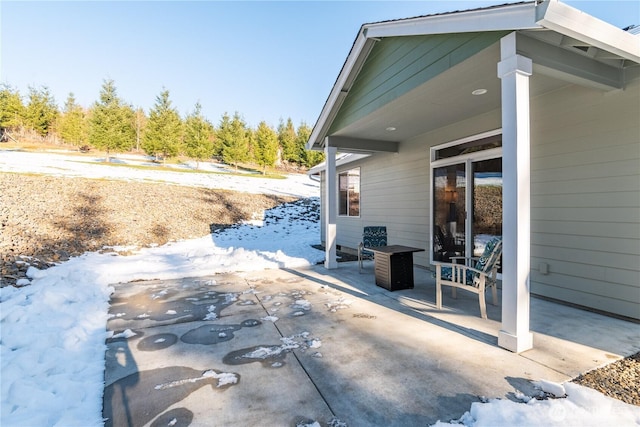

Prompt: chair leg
[491,283,498,305]
[479,291,487,320]
[436,268,442,309]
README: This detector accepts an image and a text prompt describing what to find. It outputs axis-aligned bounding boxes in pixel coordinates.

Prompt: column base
[324,259,338,269]
[499,329,533,353]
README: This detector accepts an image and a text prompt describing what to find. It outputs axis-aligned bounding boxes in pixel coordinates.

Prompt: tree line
[0,80,325,172]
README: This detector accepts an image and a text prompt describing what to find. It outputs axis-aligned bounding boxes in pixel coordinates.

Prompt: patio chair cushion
[438,237,502,287]
[474,237,502,273]
[361,226,387,256]
[439,265,475,285]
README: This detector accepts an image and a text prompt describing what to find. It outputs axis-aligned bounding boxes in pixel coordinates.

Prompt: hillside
[0,173,296,287]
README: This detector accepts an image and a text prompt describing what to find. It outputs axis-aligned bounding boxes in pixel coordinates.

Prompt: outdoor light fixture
[472,88,487,96]
[444,188,458,203]
[385,126,397,132]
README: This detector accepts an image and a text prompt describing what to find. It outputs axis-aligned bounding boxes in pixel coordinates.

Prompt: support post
[497,32,534,353]
[324,144,338,269]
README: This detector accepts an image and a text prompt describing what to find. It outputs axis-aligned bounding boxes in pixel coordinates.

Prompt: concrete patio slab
[103,261,640,426]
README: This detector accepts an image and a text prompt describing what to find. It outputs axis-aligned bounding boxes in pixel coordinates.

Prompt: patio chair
[435,236,502,319]
[358,226,387,273]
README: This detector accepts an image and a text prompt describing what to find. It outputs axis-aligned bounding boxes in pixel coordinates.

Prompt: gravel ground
[0,173,294,287]
[1,172,638,407]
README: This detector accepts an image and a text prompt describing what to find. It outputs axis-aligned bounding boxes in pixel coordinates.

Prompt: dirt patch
[0,173,295,287]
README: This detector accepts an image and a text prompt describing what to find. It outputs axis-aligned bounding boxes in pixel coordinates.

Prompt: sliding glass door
[431,131,502,262]
[471,158,502,257]
[433,163,465,261]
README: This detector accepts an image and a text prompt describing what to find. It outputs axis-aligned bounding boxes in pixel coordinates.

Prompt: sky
[1,1,638,129]
[2,151,640,425]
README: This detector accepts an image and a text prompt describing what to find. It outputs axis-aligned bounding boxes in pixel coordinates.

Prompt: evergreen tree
[254,121,279,175]
[298,122,324,167]
[215,112,232,158]
[58,93,86,148]
[142,89,183,162]
[184,102,214,169]
[134,107,147,152]
[278,117,298,163]
[88,79,135,161]
[24,86,58,137]
[0,84,24,132]
[219,112,249,170]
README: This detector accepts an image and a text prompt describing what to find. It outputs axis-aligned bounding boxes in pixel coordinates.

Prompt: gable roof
[307,0,640,151]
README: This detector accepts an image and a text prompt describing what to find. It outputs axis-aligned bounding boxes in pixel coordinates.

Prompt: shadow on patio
[287,260,640,379]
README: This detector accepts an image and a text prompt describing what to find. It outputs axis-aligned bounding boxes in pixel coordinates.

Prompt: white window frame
[338,167,361,218]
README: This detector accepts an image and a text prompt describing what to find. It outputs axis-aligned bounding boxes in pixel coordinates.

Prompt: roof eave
[306,1,640,151]
[306,2,541,151]
[363,2,539,39]
[306,32,377,151]
[536,1,640,64]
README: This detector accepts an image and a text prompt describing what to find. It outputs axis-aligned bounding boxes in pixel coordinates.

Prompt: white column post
[324,143,338,269]
[497,32,534,353]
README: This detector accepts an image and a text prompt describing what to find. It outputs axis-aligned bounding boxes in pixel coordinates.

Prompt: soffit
[329,42,567,144]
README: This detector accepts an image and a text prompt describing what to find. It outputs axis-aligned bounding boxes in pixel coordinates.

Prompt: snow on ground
[0,150,318,198]
[1,151,639,426]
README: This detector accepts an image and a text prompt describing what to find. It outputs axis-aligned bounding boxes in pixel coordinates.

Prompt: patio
[103,259,639,426]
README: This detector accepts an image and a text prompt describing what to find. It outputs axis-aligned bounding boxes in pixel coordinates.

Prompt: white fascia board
[307,33,377,150]
[364,3,541,39]
[307,2,541,151]
[307,153,371,176]
[536,1,640,64]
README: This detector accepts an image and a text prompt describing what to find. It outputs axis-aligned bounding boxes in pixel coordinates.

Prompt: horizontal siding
[532,232,639,257]
[532,156,639,182]
[531,243,638,271]
[532,206,638,223]
[332,142,431,266]
[530,77,640,319]
[531,257,639,288]
[533,191,639,209]
[531,220,640,240]
[531,270,640,303]
[531,281,640,320]
[318,71,639,319]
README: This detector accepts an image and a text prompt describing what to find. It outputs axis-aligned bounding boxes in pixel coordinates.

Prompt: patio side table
[368,245,425,291]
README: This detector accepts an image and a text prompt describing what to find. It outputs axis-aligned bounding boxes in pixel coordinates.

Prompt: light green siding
[320,77,639,319]
[529,77,640,319]
[329,32,508,133]
[320,110,503,268]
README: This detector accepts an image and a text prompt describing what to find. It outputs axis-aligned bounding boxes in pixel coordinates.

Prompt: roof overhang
[307,0,640,151]
[307,152,371,177]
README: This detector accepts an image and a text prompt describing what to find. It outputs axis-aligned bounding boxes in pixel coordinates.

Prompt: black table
[368,245,425,291]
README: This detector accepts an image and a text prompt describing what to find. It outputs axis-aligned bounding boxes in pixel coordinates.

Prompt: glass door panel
[471,158,502,257]
[433,163,466,262]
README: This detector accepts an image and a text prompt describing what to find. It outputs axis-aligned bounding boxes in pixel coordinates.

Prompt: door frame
[430,128,502,263]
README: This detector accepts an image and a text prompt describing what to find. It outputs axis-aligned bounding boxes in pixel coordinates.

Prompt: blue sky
[1,1,638,129]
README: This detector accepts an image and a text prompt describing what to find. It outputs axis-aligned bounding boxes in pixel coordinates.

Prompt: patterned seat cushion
[362,226,387,256]
[440,266,475,285]
[439,237,502,286]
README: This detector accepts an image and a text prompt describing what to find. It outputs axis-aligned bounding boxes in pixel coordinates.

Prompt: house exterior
[306,0,640,352]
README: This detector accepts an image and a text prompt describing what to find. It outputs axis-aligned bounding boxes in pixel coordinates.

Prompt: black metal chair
[358,226,387,273]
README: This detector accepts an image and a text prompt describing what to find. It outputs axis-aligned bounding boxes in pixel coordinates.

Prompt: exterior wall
[321,109,503,268]
[529,77,640,319]
[328,144,431,267]
[319,77,639,319]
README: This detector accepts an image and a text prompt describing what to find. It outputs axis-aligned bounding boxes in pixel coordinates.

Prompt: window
[339,168,360,216]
